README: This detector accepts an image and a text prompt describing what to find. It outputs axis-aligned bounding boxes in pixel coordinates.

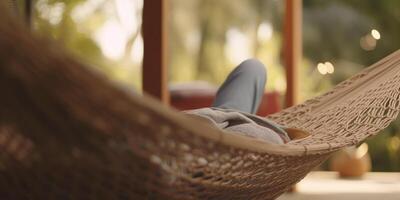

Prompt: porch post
[284,0,302,107]
[142,0,170,104]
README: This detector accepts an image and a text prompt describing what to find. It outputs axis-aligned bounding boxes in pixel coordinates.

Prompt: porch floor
[277,171,400,200]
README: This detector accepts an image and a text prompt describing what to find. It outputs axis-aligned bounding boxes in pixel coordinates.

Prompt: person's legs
[212,59,267,114]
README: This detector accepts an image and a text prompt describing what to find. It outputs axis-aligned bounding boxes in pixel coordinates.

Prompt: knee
[238,58,267,80]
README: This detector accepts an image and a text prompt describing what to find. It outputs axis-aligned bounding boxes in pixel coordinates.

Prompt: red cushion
[170,90,281,116]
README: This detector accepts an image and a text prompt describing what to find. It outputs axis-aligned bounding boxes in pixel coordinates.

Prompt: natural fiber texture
[1,3,400,200]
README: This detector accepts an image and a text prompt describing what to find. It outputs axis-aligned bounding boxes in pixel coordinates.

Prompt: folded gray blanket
[185,108,290,144]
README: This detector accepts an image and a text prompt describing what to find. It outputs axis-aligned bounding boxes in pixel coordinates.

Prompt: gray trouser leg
[212,59,267,114]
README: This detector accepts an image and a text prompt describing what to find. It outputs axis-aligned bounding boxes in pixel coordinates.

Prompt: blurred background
[17,0,400,171]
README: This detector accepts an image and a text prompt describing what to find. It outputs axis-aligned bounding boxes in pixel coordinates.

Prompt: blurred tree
[303,0,400,171]
[32,0,143,89]
[28,0,400,171]
[170,0,286,85]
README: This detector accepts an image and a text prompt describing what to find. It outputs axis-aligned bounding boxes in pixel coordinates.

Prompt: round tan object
[330,143,371,177]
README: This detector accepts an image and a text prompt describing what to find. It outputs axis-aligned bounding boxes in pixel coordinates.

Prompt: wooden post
[284,1,301,189]
[142,0,170,104]
[284,0,302,107]
[25,0,33,28]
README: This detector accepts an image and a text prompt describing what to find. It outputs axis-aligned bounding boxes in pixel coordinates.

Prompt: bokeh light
[371,29,381,40]
[317,63,327,75]
[317,62,334,75]
[325,62,334,74]
[360,34,377,51]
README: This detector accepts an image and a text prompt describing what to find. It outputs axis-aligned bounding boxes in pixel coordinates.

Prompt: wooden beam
[284,0,302,107]
[142,0,170,104]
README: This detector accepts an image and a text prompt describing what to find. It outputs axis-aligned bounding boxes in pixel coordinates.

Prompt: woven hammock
[1,3,400,200]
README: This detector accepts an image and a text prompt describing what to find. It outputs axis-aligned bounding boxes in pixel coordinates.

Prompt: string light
[317,63,327,75]
[317,62,335,75]
[325,62,334,74]
[371,29,381,40]
[360,29,381,51]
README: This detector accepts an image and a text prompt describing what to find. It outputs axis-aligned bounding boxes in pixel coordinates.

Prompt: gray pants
[212,59,267,114]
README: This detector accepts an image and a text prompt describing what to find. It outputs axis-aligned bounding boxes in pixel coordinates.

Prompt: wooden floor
[277,171,400,200]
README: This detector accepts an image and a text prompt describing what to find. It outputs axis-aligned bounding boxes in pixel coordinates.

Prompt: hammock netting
[1,2,400,199]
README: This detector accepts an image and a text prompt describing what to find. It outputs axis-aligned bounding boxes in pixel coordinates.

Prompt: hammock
[1,3,400,200]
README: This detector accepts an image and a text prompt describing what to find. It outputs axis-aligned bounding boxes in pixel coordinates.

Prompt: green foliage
[32,0,142,89]
[304,0,400,171]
